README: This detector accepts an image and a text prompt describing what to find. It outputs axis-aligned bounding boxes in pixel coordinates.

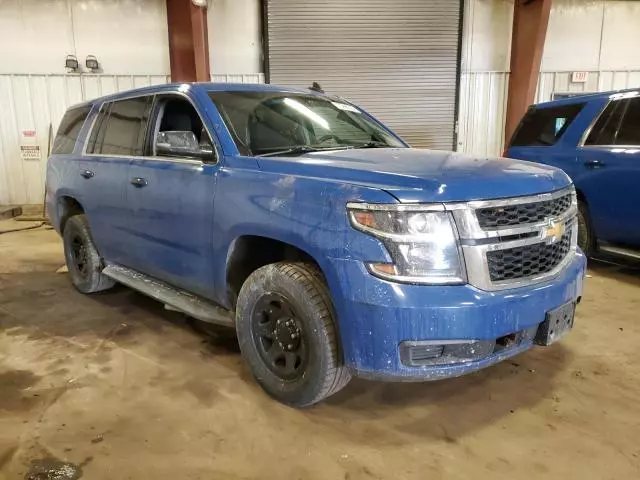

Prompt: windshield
[208,91,406,156]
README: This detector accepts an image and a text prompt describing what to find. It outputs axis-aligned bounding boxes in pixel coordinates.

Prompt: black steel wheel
[70,233,90,280]
[251,293,308,381]
[235,262,351,407]
[62,214,115,294]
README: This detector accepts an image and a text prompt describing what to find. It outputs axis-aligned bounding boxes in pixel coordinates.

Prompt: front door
[575,95,640,245]
[126,93,220,299]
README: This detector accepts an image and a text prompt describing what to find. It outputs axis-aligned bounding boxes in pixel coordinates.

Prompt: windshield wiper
[258,146,321,157]
[351,141,390,149]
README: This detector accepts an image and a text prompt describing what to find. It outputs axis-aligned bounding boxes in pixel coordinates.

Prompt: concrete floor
[1,221,639,480]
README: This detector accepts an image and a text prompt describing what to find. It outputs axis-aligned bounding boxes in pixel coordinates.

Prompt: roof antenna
[309,82,324,93]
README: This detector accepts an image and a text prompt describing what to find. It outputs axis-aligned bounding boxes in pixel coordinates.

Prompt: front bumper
[328,251,586,381]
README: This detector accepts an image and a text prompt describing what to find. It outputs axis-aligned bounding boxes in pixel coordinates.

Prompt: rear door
[575,94,640,245]
[82,95,153,266]
[126,92,220,298]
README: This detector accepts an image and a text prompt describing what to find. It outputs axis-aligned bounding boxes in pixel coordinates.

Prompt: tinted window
[208,91,404,156]
[97,97,152,156]
[151,97,215,161]
[86,105,108,154]
[585,100,626,146]
[52,105,91,154]
[615,97,640,146]
[510,103,585,147]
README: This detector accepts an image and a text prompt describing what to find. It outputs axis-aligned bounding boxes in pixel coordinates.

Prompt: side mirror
[156,131,215,162]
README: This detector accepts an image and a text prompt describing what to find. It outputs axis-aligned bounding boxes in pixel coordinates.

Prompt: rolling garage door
[265,0,462,149]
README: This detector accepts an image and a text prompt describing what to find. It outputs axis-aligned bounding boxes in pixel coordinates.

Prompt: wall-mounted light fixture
[85,55,100,72]
[191,0,207,7]
[65,55,79,71]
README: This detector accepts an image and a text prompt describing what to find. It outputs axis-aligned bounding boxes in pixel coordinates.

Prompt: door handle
[584,159,604,169]
[80,170,94,179]
[130,177,148,188]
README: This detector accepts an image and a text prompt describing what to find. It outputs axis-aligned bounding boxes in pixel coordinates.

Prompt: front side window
[510,103,585,147]
[94,96,152,156]
[52,105,91,154]
[151,96,215,162]
[208,91,405,156]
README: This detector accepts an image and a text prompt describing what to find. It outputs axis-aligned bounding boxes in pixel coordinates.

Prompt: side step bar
[103,264,234,327]
[599,244,640,260]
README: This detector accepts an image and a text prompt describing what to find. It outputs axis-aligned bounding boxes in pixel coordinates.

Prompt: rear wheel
[62,214,115,293]
[577,201,596,256]
[235,262,350,407]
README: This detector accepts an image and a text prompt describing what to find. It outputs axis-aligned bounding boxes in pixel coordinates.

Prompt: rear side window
[585,96,640,146]
[52,105,91,154]
[510,103,585,147]
[92,97,152,156]
[585,100,626,146]
[615,97,640,146]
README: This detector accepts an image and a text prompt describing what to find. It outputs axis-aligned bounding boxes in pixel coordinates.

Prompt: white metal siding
[0,0,169,75]
[536,70,640,103]
[266,0,462,149]
[0,73,265,205]
[457,71,510,157]
[456,70,640,158]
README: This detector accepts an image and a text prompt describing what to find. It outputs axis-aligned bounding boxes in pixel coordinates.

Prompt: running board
[599,245,640,260]
[102,264,234,327]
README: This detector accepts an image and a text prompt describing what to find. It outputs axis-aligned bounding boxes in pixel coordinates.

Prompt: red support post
[504,0,552,145]
[166,0,210,82]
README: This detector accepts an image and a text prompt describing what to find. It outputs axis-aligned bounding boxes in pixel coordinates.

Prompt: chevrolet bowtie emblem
[542,219,566,244]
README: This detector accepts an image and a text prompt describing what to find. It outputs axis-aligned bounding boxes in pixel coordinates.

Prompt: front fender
[212,164,398,308]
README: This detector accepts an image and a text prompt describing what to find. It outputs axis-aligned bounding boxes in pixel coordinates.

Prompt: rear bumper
[328,251,586,381]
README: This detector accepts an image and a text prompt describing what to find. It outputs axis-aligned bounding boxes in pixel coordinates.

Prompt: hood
[256,148,571,203]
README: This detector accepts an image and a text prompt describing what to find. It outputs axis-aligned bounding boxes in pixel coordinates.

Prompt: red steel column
[190,3,210,82]
[166,0,210,82]
[504,0,552,144]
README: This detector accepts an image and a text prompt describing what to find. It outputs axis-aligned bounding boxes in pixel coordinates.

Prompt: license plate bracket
[535,301,575,346]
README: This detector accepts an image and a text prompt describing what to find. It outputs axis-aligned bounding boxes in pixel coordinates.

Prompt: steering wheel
[317,134,342,144]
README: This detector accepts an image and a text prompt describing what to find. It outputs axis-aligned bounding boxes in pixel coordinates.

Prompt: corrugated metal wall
[265,0,462,149]
[536,70,640,103]
[457,70,640,158]
[457,71,510,157]
[0,73,264,205]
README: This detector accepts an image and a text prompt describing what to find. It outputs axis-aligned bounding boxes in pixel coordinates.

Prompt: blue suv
[506,89,640,258]
[47,83,586,406]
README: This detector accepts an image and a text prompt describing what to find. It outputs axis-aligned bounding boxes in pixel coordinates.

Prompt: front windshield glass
[208,91,406,156]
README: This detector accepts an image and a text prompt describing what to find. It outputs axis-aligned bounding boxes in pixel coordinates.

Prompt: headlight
[347,203,466,284]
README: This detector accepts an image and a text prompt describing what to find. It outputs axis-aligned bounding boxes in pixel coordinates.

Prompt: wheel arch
[57,195,85,233]
[575,187,588,205]
[224,234,336,310]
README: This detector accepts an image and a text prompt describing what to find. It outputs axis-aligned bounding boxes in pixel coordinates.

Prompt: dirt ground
[1,221,639,480]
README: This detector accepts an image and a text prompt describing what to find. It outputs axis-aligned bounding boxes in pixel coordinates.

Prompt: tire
[577,201,596,256]
[62,214,115,294]
[235,262,351,407]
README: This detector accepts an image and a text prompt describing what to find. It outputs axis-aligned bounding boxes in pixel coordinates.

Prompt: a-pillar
[166,0,210,82]
[504,0,552,144]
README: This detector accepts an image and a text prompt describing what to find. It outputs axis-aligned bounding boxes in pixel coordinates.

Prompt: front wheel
[235,262,351,407]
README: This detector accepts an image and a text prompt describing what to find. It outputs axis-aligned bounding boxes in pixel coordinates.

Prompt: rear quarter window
[52,105,92,154]
[510,103,585,147]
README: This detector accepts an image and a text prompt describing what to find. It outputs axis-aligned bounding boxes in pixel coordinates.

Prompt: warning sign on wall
[20,145,41,160]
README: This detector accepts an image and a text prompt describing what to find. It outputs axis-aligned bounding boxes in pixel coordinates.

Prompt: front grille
[476,193,572,229]
[486,232,572,282]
